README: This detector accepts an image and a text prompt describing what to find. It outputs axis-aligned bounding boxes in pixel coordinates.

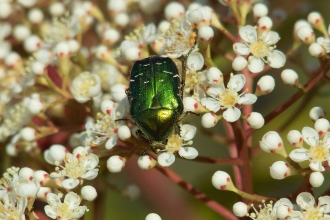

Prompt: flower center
[166,134,183,153]
[309,141,329,162]
[249,40,269,58]
[76,74,97,96]
[219,89,239,108]
[301,207,323,220]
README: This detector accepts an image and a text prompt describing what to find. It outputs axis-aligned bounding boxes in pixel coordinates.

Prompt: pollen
[249,40,270,58]
[309,141,329,162]
[218,89,239,108]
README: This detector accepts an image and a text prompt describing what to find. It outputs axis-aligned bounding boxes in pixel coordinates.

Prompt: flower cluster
[0,0,330,219]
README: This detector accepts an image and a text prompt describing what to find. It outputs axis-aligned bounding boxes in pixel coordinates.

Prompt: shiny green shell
[128,56,183,152]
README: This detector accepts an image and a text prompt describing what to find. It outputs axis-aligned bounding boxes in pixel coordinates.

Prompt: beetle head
[150,140,167,153]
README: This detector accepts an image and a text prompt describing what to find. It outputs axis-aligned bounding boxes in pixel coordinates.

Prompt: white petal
[309,161,325,172]
[180,124,197,141]
[201,98,220,112]
[223,107,241,122]
[318,196,330,213]
[267,50,286,68]
[323,132,330,148]
[81,169,99,180]
[296,192,315,210]
[206,86,224,98]
[85,154,99,169]
[105,135,118,150]
[262,31,280,45]
[62,178,80,189]
[187,52,204,71]
[157,152,175,167]
[228,74,246,92]
[248,57,265,73]
[237,94,257,105]
[44,205,57,219]
[178,147,198,159]
[289,148,309,162]
[239,25,257,43]
[302,127,319,147]
[233,43,250,55]
[71,206,88,219]
[46,193,59,204]
[65,192,81,209]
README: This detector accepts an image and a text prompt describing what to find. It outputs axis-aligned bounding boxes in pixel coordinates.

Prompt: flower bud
[28,8,44,24]
[270,161,291,180]
[309,171,324,187]
[309,106,325,121]
[34,170,51,186]
[5,52,22,69]
[107,0,127,14]
[212,171,235,190]
[28,97,44,114]
[187,52,204,71]
[118,125,131,141]
[158,20,170,33]
[107,155,126,173]
[287,130,303,147]
[18,180,39,200]
[18,0,37,8]
[81,185,97,201]
[206,67,223,85]
[232,56,247,71]
[314,118,329,136]
[255,75,275,96]
[20,127,37,142]
[37,187,51,201]
[68,40,80,54]
[138,155,158,170]
[260,131,287,156]
[296,26,315,45]
[114,13,129,28]
[257,16,273,31]
[102,28,120,46]
[276,205,290,219]
[233,202,248,217]
[164,2,185,21]
[281,69,299,86]
[111,84,127,102]
[31,61,45,75]
[124,47,141,62]
[308,43,325,57]
[246,112,264,129]
[0,2,12,19]
[19,167,34,181]
[49,2,65,17]
[201,113,220,128]
[44,144,68,165]
[157,152,175,167]
[54,42,71,57]
[183,97,201,113]
[198,26,214,43]
[100,100,115,115]
[13,25,31,41]
[146,213,162,220]
[307,12,324,29]
[253,3,268,19]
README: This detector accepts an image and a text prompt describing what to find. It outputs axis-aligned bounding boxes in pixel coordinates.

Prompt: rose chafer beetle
[127,47,195,153]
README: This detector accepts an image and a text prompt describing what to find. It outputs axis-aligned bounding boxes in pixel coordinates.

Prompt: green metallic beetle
[127,56,187,153]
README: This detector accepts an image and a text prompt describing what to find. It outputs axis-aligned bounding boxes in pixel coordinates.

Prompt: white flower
[246,198,293,219]
[160,18,198,58]
[289,127,330,172]
[44,192,88,219]
[0,193,27,220]
[50,147,99,189]
[71,71,101,103]
[158,124,198,166]
[184,52,206,95]
[201,74,257,122]
[85,109,126,149]
[233,25,286,73]
[295,192,330,219]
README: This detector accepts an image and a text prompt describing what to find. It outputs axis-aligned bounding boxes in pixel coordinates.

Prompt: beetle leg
[125,89,132,104]
[115,118,136,125]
